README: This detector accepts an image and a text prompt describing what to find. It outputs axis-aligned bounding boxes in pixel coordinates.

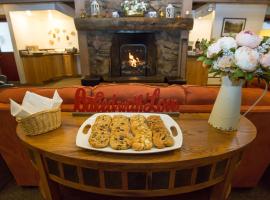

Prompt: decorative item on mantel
[90,0,100,17]
[147,11,157,18]
[166,4,175,18]
[112,11,120,18]
[198,31,270,131]
[121,0,149,17]
[159,10,165,18]
[80,9,87,18]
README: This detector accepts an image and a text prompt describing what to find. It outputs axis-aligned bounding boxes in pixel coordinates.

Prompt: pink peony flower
[217,37,237,50]
[235,46,259,72]
[207,42,221,58]
[236,31,262,49]
[260,53,270,69]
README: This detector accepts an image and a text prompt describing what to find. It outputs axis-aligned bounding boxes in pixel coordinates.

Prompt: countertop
[19,51,80,57]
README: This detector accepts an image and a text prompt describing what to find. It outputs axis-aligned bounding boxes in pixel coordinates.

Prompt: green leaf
[197,56,206,62]
[246,73,254,81]
[262,36,269,44]
[230,48,236,53]
[232,68,245,79]
[203,59,213,66]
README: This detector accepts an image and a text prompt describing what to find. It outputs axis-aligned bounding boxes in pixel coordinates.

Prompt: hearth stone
[102,75,165,83]
[81,76,103,86]
[165,77,187,85]
[81,75,187,85]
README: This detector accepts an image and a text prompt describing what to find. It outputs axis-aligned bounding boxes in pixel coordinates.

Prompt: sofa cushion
[242,88,270,106]
[184,86,219,105]
[92,84,186,104]
[246,78,270,90]
[185,86,270,106]
[0,86,91,104]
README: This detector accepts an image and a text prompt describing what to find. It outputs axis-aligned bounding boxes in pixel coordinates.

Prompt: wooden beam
[193,0,270,4]
[74,17,194,31]
[0,0,73,4]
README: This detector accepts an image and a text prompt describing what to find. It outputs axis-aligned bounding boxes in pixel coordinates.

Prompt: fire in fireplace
[120,44,147,76]
[111,33,157,77]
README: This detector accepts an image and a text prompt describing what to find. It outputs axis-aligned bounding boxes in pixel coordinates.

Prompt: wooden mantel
[74,17,194,31]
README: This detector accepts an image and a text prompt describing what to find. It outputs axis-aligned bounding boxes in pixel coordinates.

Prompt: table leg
[210,154,240,200]
[34,151,61,200]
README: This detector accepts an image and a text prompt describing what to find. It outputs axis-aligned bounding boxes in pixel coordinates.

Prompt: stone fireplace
[74,0,193,84]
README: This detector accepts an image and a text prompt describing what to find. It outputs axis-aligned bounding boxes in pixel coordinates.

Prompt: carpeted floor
[1,169,270,200]
[43,77,81,87]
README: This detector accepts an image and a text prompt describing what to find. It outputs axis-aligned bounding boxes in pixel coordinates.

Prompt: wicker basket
[17,108,61,136]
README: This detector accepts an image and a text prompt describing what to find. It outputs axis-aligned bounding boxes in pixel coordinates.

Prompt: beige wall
[189,12,214,48]
[0,5,4,15]
[10,10,78,50]
[211,4,267,39]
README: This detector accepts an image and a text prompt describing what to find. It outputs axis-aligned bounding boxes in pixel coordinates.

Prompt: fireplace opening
[120,44,147,76]
[111,33,157,77]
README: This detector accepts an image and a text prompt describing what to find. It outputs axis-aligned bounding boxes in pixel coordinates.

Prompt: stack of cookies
[147,116,174,149]
[88,115,112,148]
[88,114,174,151]
[109,115,133,150]
[130,115,153,151]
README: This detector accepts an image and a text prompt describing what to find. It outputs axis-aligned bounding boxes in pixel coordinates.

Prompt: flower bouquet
[121,0,149,17]
[198,31,270,131]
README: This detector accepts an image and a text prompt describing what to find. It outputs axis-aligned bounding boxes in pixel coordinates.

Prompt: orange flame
[128,52,141,68]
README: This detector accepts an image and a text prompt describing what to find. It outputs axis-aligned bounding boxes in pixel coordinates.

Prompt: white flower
[207,42,221,58]
[236,31,262,49]
[216,55,234,69]
[260,53,270,69]
[235,46,259,72]
[213,61,219,70]
[217,37,237,50]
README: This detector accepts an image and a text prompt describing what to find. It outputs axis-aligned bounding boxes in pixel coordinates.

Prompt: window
[0,22,14,52]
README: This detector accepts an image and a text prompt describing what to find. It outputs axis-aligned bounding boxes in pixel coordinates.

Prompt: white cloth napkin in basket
[10,90,63,119]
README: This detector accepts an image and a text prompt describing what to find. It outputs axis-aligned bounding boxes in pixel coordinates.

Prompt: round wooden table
[17,113,256,200]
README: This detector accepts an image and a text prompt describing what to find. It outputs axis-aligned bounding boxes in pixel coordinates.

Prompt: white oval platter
[76,112,183,154]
